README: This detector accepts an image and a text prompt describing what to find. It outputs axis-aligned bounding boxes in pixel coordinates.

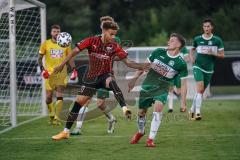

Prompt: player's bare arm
[38,54,44,67]
[128,70,144,92]
[53,47,80,73]
[68,58,76,69]
[207,48,225,58]
[121,57,150,71]
[189,47,196,64]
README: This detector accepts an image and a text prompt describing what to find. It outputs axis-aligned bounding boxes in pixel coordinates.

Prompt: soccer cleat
[52,131,69,140]
[195,114,202,120]
[130,132,144,144]
[122,107,132,120]
[188,111,195,121]
[70,129,82,135]
[146,138,156,147]
[107,117,117,134]
[168,109,173,113]
[180,107,187,112]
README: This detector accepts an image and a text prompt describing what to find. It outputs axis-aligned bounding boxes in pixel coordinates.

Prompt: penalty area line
[1,133,240,141]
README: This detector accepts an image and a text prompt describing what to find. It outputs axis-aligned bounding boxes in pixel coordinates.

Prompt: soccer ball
[57,32,72,47]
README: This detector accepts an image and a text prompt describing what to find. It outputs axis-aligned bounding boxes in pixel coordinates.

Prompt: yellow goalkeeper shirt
[39,39,71,76]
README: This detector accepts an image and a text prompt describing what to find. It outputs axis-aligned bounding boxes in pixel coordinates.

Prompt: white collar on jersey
[202,34,213,40]
[167,51,180,58]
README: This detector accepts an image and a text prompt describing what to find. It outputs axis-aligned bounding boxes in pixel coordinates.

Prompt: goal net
[0,0,46,130]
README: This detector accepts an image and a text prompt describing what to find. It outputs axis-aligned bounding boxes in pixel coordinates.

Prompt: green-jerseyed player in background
[168,46,189,113]
[71,16,121,135]
[189,18,224,120]
[128,33,188,147]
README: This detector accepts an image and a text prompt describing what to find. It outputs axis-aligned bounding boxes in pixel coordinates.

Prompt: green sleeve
[148,48,162,62]
[193,37,197,48]
[180,46,189,55]
[179,63,188,78]
[217,37,224,50]
[114,36,121,44]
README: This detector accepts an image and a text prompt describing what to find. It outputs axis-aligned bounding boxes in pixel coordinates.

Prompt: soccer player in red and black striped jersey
[52,21,148,140]
[71,16,121,135]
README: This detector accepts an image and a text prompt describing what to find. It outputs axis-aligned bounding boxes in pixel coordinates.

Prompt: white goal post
[0,0,46,129]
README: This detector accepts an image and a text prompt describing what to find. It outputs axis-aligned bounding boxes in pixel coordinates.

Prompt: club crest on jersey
[208,41,213,45]
[168,60,175,66]
[105,44,114,53]
[232,61,240,81]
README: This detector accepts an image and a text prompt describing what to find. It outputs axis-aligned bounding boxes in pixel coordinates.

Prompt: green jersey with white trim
[142,48,188,87]
[180,46,189,58]
[193,34,224,73]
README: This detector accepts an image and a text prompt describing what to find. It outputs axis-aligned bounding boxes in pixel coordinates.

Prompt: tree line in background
[40,0,240,47]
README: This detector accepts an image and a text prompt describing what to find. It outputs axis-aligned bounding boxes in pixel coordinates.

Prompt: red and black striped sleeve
[115,44,128,59]
[76,37,92,51]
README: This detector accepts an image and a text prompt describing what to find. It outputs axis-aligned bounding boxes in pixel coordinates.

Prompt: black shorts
[77,71,113,97]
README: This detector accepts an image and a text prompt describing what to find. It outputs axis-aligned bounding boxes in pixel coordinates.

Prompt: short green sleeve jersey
[180,46,189,58]
[193,34,224,73]
[144,48,188,87]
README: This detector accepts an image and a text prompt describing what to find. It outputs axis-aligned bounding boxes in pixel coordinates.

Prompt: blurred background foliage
[39,0,240,46]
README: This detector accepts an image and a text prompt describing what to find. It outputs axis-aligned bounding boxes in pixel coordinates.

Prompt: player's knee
[175,89,181,95]
[105,77,113,88]
[76,95,90,106]
[138,110,146,117]
[97,99,105,108]
[46,97,52,104]
[154,101,164,112]
[198,89,204,94]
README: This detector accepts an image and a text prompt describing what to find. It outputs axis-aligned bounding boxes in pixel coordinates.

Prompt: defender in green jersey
[129,33,188,147]
[189,18,224,120]
[168,46,189,113]
[71,16,121,135]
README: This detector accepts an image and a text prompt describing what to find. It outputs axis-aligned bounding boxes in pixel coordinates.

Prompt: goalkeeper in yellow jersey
[38,24,77,125]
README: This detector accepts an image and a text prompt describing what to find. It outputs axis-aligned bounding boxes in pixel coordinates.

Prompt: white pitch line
[1,133,240,141]
[0,116,45,135]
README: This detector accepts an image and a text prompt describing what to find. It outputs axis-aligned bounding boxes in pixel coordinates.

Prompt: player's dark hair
[102,21,119,31]
[170,33,186,49]
[100,16,114,22]
[51,24,61,30]
[202,18,214,26]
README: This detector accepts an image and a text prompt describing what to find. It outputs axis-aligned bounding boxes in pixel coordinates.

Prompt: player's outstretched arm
[128,70,144,92]
[121,58,150,71]
[53,47,80,74]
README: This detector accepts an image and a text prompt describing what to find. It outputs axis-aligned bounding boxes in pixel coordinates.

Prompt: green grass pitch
[0,100,240,160]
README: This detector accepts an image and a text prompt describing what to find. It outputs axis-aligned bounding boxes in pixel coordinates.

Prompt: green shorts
[193,67,213,88]
[138,84,169,109]
[97,88,110,99]
[173,75,181,88]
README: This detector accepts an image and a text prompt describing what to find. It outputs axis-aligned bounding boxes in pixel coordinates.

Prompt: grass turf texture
[0,100,240,160]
